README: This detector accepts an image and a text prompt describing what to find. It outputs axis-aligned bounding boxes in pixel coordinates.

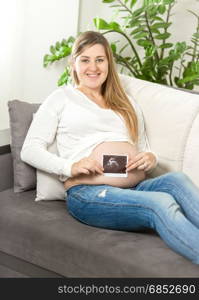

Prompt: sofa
[1,74,199,278]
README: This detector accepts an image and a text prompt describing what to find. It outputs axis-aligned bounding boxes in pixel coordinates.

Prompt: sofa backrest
[120,74,199,187]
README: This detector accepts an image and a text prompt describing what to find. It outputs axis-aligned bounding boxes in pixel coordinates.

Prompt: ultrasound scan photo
[103,154,128,177]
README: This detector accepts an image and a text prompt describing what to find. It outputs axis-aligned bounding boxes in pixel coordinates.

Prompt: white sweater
[21,85,154,181]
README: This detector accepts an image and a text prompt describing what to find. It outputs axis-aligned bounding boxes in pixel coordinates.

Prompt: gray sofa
[1,145,199,278]
[1,76,199,277]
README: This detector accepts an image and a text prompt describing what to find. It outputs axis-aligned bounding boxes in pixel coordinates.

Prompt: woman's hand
[71,157,104,177]
[126,152,156,172]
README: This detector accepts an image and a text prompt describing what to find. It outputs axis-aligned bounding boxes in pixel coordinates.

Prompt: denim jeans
[66,172,199,264]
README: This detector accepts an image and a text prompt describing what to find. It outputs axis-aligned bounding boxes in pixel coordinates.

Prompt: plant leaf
[129,19,141,28]
[158,4,166,14]
[50,45,56,54]
[159,43,173,49]
[102,0,115,3]
[130,0,137,9]
[43,54,50,67]
[55,41,61,50]
[133,32,148,39]
[57,67,71,86]
[61,39,68,46]
[151,22,172,29]
[152,16,164,22]
[67,36,75,46]
[163,0,175,4]
[43,54,57,67]
[111,43,117,53]
[132,7,144,18]
[109,21,121,31]
[178,74,199,84]
[155,32,171,40]
[137,39,153,47]
[93,17,110,30]
[150,28,161,34]
[131,26,146,35]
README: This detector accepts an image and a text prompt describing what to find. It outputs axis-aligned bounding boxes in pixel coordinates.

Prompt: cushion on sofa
[36,170,65,201]
[120,74,199,183]
[8,99,65,200]
[35,140,65,201]
[8,100,40,192]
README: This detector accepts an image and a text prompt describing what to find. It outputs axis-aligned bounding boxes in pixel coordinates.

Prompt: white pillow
[120,74,199,179]
[35,140,66,201]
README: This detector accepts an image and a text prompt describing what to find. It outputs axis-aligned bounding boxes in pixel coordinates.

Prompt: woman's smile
[86,72,101,79]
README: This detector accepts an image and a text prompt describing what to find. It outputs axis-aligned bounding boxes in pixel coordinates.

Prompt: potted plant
[43,0,199,90]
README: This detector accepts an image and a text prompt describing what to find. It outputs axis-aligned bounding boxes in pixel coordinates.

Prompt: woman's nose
[88,61,98,70]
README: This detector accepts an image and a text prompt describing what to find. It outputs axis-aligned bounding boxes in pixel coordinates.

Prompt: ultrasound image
[103,155,127,176]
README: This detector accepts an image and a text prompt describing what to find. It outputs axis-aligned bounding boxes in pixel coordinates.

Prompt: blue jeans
[66,172,199,264]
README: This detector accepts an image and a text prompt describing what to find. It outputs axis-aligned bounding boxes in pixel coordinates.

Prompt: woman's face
[73,43,109,92]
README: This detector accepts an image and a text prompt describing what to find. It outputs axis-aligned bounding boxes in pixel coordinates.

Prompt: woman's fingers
[126,152,152,171]
[95,165,104,175]
[127,158,145,171]
[137,161,149,170]
[84,159,103,174]
[72,158,104,176]
[79,168,90,175]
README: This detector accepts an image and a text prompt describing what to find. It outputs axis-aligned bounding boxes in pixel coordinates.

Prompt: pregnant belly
[64,141,146,190]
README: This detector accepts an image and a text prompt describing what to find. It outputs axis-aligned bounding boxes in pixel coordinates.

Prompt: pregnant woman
[21,31,199,264]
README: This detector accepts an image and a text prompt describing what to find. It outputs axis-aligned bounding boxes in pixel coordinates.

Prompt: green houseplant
[43,0,199,90]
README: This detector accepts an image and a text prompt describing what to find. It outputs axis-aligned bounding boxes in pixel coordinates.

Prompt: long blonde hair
[71,31,138,142]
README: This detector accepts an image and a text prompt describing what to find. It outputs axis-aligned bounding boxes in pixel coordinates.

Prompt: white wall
[21,0,80,102]
[0,0,79,133]
[0,1,24,135]
[172,0,199,43]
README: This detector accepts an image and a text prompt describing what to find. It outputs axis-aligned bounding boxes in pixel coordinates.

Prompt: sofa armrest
[0,145,13,192]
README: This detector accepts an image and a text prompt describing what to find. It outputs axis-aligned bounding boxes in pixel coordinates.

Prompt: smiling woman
[20,30,199,265]
[64,32,146,189]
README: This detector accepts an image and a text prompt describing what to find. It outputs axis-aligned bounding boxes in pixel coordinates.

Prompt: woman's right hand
[71,157,104,177]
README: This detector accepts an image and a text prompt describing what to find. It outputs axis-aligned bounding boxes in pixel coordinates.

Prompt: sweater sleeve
[20,88,74,178]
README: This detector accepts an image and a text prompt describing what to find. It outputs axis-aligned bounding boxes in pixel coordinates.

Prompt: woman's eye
[80,58,104,63]
[96,59,104,63]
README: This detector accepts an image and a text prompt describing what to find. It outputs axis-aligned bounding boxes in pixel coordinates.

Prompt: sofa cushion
[120,75,199,180]
[1,188,199,277]
[8,100,40,192]
[36,170,65,201]
[35,140,65,201]
[8,100,65,200]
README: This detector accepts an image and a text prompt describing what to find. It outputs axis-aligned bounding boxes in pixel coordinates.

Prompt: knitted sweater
[21,85,154,181]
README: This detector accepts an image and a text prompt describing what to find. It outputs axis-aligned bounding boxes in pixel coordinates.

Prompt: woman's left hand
[126,152,156,172]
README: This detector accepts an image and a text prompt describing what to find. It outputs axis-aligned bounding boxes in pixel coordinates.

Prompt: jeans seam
[69,195,199,258]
